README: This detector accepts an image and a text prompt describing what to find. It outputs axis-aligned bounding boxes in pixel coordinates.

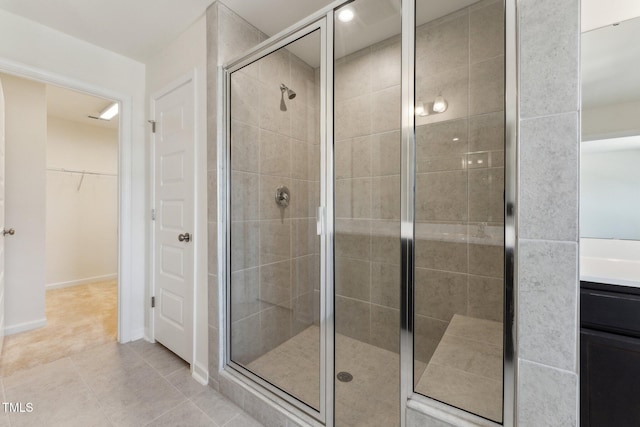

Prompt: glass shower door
[226,24,325,416]
[412,0,506,423]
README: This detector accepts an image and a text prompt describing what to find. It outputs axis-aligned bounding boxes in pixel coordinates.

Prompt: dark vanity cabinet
[581,282,640,427]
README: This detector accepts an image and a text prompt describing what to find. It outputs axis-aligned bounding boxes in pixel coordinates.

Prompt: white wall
[582,0,640,31]
[0,73,47,335]
[582,100,640,140]
[0,9,147,341]
[145,16,208,382]
[46,117,118,288]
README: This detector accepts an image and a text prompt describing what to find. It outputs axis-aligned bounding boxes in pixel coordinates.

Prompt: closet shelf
[46,167,117,177]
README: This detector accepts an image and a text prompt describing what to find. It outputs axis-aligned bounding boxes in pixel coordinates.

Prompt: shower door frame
[220,4,341,424]
[399,1,518,427]
[220,0,518,426]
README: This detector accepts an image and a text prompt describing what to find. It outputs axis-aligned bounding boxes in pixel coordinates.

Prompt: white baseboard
[130,327,145,342]
[5,318,47,336]
[46,273,117,290]
[192,361,209,385]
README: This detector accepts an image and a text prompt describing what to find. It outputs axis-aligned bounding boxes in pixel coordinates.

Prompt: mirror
[580,16,640,286]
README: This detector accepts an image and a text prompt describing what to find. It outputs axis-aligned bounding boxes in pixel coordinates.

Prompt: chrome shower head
[280,83,296,100]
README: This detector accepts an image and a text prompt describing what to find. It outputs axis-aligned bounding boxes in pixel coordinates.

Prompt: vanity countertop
[581,238,640,289]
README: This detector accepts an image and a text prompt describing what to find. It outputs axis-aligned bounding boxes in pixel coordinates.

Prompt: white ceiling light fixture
[338,7,355,22]
[99,102,119,120]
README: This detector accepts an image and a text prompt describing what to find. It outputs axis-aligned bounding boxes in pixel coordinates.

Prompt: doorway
[0,72,121,376]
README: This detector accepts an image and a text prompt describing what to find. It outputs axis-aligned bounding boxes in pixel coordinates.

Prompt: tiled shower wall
[333,35,403,353]
[413,0,504,364]
[228,41,320,365]
[210,0,580,425]
[334,0,504,362]
[206,1,320,384]
[207,2,262,389]
[408,0,580,425]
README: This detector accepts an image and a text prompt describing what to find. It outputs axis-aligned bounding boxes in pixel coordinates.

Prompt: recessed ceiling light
[99,102,119,120]
[338,8,354,23]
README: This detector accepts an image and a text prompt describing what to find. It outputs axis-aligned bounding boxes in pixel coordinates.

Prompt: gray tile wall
[207,1,264,389]
[333,34,403,354]
[207,0,321,379]
[334,0,505,361]
[206,1,220,390]
[209,0,581,425]
[516,0,580,425]
[414,14,505,366]
[228,32,320,366]
[413,0,505,365]
[406,0,580,424]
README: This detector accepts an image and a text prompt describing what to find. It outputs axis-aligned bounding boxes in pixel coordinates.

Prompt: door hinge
[151,296,156,308]
[148,119,156,133]
[151,208,156,221]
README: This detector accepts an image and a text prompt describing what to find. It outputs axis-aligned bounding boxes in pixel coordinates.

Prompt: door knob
[178,232,191,242]
[2,228,14,236]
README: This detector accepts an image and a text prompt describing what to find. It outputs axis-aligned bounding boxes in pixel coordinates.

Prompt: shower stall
[220,0,514,425]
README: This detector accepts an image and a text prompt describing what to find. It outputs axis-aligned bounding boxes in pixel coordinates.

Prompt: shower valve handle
[275,186,290,208]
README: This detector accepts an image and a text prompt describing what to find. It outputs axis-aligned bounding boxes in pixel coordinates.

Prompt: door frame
[220,12,335,425]
[0,58,133,342]
[149,70,206,381]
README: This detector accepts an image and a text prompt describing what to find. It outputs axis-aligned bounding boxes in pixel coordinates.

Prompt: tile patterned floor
[0,281,502,426]
[0,280,263,426]
[0,340,263,427]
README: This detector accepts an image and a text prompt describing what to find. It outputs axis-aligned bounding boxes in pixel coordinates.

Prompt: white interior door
[153,78,195,363]
[0,77,6,353]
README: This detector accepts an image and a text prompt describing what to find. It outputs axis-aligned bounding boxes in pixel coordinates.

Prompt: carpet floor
[0,280,117,377]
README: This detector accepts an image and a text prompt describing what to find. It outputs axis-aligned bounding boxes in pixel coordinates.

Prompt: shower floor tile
[415,314,503,423]
[246,315,502,425]
[247,325,404,426]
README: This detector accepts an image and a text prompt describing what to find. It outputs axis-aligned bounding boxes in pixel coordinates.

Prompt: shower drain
[336,372,353,382]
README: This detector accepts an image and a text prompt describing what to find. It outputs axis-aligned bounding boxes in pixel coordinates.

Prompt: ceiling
[0,0,483,65]
[47,85,119,130]
[582,17,640,109]
[223,0,477,68]
[221,0,333,38]
[4,0,632,111]
[0,0,215,61]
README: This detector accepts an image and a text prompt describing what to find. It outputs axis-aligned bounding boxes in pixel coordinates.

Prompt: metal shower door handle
[2,228,15,236]
[178,232,191,242]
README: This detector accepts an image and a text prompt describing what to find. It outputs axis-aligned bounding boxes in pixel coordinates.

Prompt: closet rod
[46,167,117,177]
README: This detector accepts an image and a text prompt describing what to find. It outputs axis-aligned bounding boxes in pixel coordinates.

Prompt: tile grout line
[68,354,116,427]
[222,412,243,426]
[187,389,228,427]
[132,344,193,426]
[141,399,187,427]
